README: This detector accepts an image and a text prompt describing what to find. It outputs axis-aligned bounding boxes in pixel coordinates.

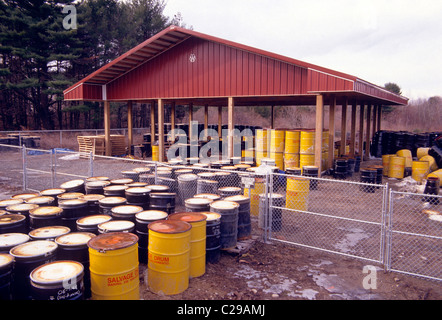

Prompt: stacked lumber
[109,134,127,156]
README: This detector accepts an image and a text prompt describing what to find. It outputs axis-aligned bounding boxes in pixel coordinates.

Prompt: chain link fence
[387,190,442,282]
[265,171,388,264]
[0,143,441,282]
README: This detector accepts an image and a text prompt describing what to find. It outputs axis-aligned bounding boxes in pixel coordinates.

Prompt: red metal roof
[63,25,408,106]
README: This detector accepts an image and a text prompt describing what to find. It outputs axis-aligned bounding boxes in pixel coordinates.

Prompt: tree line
[0,0,188,131]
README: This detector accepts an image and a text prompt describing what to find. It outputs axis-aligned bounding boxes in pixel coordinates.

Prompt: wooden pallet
[77,135,105,158]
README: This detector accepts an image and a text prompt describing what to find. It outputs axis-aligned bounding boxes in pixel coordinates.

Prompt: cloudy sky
[163,0,442,101]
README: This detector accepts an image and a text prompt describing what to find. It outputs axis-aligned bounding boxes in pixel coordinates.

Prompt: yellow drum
[299,154,315,172]
[416,147,430,159]
[147,220,191,295]
[152,145,159,162]
[269,152,284,170]
[322,130,329,152]
[388,156,405,179]
[243,169,265,217]
[168,212,207,278]
[286,177,309,211]
[269,129,285,153]
[284,130,300,154]
[382,154,394,177]
[411,160,430,183]
[255,129,268,152]
[396,149,413,168]
[427,169,442,184]
[284,153,300,170]
[88,232,139,300]
[419,155,437,172]
[300,130,315,154]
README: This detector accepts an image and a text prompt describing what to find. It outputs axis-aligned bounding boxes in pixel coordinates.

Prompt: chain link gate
[264,171,388,265]
[387,190,442,282]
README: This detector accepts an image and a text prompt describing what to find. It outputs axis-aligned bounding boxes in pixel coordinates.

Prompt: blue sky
[163,0,442,100]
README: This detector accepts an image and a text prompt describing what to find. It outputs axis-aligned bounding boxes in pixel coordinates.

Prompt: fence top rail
[0,128,149,134]
[274,171,389,188]
[390,189,442,198]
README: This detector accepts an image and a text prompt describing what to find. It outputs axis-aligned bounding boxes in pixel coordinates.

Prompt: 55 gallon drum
[30,260,84,300]
[9,240,58,300]
[29,226,71,241]
[39,187,67,205]
[148,220,191,295]
[76,215,112,235]
[224,195,251,240]
[0,253,14,300]
[88,232,139,300]
[168,212,207,278]
[209,200,239,250]
[200,212,221,264]
[0,233,29,254]
[134,210,168,264]
[97,220,135,234]
[29,206,63,230]
[0,214,27,234]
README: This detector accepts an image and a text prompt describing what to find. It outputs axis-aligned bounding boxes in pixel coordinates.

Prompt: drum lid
[185,198,213,206]
[76,215,112,226]
[0,214,26,225]
[110,178,133,185]
[11,193,39,200]
[29,206,63,217]
[29,226,71,239]
[104,185,128,191]
[147,185,169,192]
[224,195,250,204]
[125,187,150,194]
[0,198,24,208]
[58,199,88,207]
[169,212,207,223]
[135,210,168,222]
[86,180,111,187]
[177,173,197,181]
[98,220,134,232]
[57,192,84,200]
[30,260,84,285]
[111,205,143,215]
[25,196,55,205]
[219,187,241,192]
[194,193,221,200]
[149,192,175,198]
[209,200,239,211]
[99,197,127,205]
[0,253,14,268]
[60,179,84,189]
[80,194,105,202]
[0,233,29,248]
[148,220,191,234]
[200,212,221,221]
[10,240,58,258]
[39,188,66,196]
[6,203,39,212]
[197,172,216,178]
[55,232,96,246]
[133,167,150,174]
[87,232,138,251]
[86,176,110,182]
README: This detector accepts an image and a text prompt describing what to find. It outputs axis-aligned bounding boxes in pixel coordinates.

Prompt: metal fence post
[22,145,27,190]
[51,149,55,188]
[385,187,394,273]
[89,151,94,178]
[154,162,158,184]
[263,171,270,243]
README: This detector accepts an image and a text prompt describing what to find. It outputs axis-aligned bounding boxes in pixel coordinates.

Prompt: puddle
[334,227,370,253]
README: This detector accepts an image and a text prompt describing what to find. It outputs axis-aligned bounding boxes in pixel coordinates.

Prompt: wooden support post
[350,102,357,157]
[328,96,336,170]
[228,97,234,159]
[150,101,156,144]
[127,101,133,154]
[218,106,222,139]
[270,105,274,129]
[315,95,324,175]
[364,104,372,160]
[377,105,382,131]
[104,101,111,156]
[171,102,176,142]
[372,105,377,138]
[158,99,164,162]
[340,99,347,156]
[359,104,365,160]
[188,103,193,142]
[204,104,208,141]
